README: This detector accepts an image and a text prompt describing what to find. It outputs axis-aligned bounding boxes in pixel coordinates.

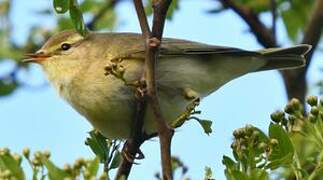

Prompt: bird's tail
[257,44,312,71]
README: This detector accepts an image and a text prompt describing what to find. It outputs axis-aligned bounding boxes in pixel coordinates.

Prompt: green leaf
[0,152,25,180]
[265,152,293,170]
[204,166,214,180]
[280,0,314,41]
[0,78,18,96]
[145,0,180,20]
[166,0,179,20]
[86,157,100,177]
[222,155,237,171]
[69,0,88,37]
[197,119,213,135]
[249,168,269,180]
[41,157,70,180]
[109,150,121,170]
[85,130,109,163]
[267,123,294,169]
[53,0,70,13]
[225,169,248,180]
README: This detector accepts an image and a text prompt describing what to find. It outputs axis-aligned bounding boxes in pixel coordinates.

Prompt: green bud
[63,177,74,180]
[32,159,41,166]
[43,150,51,159]
[311,106,319,116]
[233,129,240,138]
[233,128,244,138]
[258,142,267,150]
[245,124,254,136]
[288,115,297,125]
[270,111,284,123]
[252,130,260,137]
[284,103,294,114]
[22,148,30,158]
[309,114,317,123]
[84,170,91,178]
[74,158,85,169]
[34,151,42,161]
[3,170,11,178]
[290,98,301,110]
[231,142,238,149]
[270,138,279,146]
[0,147,10,155]
[307,96,318,106]
[99,173,108,180]
[12,153,22,164]
[63,164,72,173]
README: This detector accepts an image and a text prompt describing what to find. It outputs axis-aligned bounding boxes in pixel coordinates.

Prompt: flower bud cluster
[231,125,272,160]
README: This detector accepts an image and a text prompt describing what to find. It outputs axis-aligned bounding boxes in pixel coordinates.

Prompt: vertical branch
[116,0,174,179]
[270,0,277,40]
[134,0,174,179]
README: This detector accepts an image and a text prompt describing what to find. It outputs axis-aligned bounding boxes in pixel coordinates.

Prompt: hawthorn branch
[134,0,174,179]
[302,0,323,71]
[270,0,277,39]
[218,0,277,48]
[116,0,174,179]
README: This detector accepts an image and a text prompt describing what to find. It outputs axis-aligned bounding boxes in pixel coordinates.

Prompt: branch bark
[136,0,174,179]
[219,0,277,48]
[116,0,174,179]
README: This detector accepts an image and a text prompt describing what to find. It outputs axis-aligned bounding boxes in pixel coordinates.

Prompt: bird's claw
[122,141,145,164]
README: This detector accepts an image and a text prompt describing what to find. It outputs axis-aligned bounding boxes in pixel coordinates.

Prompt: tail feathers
[257,44,312,71]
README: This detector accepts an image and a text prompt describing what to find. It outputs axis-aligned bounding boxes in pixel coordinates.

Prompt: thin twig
[116,0,174,179]
[301,0,323,71]
[134,0,174,179]
[115,97,147,179]
[218,0,277,48]
[270,0,277,39]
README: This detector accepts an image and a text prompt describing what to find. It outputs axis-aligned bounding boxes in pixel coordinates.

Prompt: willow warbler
[25,30,311,138]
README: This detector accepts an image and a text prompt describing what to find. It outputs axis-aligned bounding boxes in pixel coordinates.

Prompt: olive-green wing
[113,33,310,71]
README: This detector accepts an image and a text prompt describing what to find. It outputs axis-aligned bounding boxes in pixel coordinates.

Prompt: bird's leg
[171,97,200,128]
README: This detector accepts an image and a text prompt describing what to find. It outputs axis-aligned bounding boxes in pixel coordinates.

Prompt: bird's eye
[61,43,71,50]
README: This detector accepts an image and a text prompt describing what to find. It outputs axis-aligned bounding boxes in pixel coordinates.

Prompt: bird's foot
[122,141,145,164]
[171,98,201,128]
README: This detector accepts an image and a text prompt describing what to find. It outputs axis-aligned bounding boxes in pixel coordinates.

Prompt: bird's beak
[23,51,51,63]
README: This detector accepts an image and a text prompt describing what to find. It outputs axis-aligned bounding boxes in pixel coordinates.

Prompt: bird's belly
[65,82,188,139]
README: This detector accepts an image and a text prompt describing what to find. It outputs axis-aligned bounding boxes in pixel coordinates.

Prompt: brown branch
[270,0,277,39]
[148,1,174,178]
[218,0,277,48]
[116,0,174,179]
[302,0,323,71]
[115,97,147,179]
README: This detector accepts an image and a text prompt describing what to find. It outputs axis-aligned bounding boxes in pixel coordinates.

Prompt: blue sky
[1,0,322,179]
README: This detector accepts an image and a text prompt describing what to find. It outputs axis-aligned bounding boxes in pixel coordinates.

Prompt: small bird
[25,30,311,139]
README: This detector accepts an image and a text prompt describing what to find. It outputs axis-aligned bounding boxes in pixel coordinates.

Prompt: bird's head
[24,30,94,87]
[24,30,86,64]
